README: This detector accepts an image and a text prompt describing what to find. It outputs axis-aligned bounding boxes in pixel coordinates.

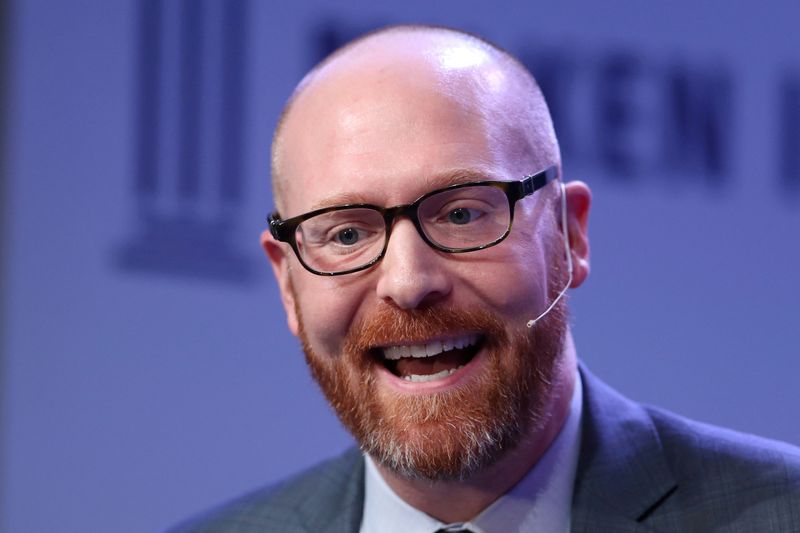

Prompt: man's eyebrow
[309,169,500,211]
[432,168,499,188]
[310,191,374,211]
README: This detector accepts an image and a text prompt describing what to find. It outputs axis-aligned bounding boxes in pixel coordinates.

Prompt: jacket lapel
[296,448,365,533]
[571,366,677,532]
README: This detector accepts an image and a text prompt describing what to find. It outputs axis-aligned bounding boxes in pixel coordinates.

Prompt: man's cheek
[297,297,355,356]
[472,253,548,316]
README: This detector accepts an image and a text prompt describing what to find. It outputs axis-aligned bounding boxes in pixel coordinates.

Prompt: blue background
[1,1,798,532]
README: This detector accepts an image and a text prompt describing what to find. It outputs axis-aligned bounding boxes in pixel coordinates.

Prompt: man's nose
[375,219,452,310]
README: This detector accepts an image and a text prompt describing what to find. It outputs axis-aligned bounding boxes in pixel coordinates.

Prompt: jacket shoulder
[575,367,800,531]
[169,448,365,533]
[646,404,800,527]
[649,403,800,470]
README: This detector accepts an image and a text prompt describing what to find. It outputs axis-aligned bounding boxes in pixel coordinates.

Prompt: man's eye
[447,207,480,225]
[335,227,361,245]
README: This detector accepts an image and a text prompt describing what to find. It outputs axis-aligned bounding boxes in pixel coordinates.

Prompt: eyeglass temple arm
[521,166,558,197]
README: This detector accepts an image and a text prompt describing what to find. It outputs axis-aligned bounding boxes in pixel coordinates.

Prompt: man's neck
[372,334,578,523]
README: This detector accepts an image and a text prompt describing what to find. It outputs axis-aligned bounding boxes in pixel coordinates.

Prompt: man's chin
[341,341,553,481]
[363,386,529,481]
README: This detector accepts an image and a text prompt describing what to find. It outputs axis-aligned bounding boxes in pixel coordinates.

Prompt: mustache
[342,304,508,355]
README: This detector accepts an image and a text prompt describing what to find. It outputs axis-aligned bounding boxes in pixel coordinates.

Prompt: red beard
[296,282,568,481]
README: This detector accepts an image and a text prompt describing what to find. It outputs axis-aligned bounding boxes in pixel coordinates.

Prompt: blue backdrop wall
[2,1,799,532]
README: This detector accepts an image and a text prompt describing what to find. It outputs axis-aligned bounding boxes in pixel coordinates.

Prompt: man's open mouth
[373,334,483,383]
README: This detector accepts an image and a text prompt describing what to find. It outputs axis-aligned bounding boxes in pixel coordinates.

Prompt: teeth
[384,345,411,359]
[426,340,443,356]
[410,344,427,358]
[403,365,464,382]
[382,335,478,360]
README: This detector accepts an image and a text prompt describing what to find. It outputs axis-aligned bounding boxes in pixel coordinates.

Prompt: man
[174,25,800,532]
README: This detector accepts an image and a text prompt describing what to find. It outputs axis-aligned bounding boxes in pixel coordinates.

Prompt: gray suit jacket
[172,368,800,532]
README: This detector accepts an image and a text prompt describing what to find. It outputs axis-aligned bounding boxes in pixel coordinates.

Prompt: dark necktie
[435,528,474,533]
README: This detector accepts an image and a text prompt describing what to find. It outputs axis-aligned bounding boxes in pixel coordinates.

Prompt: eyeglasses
[268,166,558,276]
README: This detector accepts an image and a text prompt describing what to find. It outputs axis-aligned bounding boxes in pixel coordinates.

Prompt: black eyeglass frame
[268,166,558,276]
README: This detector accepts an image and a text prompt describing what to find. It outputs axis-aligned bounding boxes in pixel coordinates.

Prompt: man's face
[267,46,572,480]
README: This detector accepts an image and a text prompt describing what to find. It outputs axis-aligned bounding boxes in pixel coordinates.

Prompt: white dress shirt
[359,370,583,533]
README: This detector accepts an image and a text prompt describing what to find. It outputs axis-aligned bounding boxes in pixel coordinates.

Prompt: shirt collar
[359,369,583,533]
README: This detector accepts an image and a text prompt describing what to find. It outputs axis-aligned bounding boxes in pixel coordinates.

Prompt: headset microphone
[527,182,573,328]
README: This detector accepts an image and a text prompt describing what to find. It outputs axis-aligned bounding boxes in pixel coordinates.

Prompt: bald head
[271,25,560,214]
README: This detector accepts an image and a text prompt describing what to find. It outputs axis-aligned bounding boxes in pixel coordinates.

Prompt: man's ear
[261,229,300,336]
[562,181,591,288]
